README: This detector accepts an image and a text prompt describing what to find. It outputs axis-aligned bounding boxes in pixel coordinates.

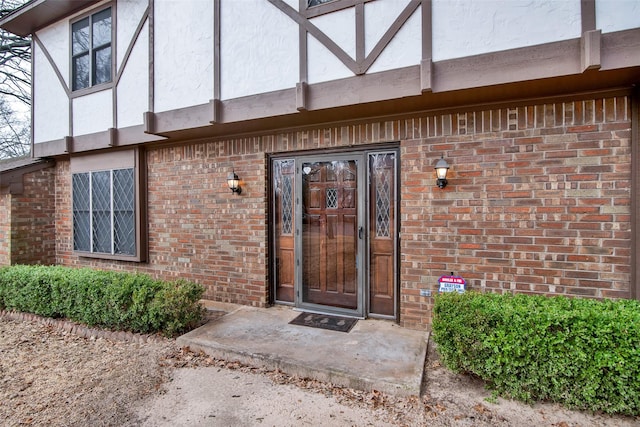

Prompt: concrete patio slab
[177,303,428,397]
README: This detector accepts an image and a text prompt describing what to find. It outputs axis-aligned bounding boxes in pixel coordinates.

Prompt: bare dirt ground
[1,313,638,427]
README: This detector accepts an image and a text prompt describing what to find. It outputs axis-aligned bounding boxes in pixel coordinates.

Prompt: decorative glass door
[299,157,363,315]
[272,149,397,319]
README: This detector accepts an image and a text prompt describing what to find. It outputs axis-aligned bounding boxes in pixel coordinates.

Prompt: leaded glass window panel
[72,173,91,252]
[375,169,391,237]
[281,174,293,235]
[92,171,111,253]
[326,188,338,209]
[72,168,135,257]
[113,169,135,255]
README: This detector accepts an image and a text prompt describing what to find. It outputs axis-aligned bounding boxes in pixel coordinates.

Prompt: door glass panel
[273,159,295,302]
[302,160,358,309]
[369,153,396,316]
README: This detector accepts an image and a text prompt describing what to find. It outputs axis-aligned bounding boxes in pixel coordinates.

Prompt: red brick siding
[400,97,631,329]
[0,168,57,266]
[0,193,10,265]
[52,95,632,330]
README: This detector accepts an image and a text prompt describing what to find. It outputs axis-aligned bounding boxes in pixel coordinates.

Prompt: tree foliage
[0,0,30,159]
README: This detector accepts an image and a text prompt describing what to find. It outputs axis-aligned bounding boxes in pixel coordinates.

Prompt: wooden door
[273,159,295,302]
[301,160,359,310]
[368,153,396,316]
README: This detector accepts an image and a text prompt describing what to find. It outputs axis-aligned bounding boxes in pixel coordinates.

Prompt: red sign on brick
[438,275,466,293]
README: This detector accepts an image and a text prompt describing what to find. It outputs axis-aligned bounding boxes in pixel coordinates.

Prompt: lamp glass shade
[227,172,240,191]
[434,157,449,180]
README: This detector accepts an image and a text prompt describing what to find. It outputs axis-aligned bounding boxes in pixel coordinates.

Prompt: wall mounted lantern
[434,155,450,189]
[227,170,242,194]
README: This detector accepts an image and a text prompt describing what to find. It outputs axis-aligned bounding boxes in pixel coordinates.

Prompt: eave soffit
[0,0,101,36]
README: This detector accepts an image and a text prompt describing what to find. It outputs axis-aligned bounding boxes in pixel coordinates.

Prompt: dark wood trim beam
[64,136,73,153]
[143,111,156,134]
[355,1,364,64]
[108,127,118,147]
[433,38,581,92]
[581,30,601,72]
[148,0,155,112]
[421,0,432,61]
[296,82,308,111]
[420,59,432,92]
[209,99,221,124]
[581,0,596,33]
[213,0,221,101]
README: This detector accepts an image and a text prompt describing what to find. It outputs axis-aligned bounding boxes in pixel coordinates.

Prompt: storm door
[272,149,397,319]
[298,156,364,316]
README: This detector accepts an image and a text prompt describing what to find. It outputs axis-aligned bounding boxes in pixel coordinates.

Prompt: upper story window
[308,0,336,6]
[71,7,112,91]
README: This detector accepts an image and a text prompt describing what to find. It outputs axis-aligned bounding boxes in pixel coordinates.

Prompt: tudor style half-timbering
[1,0,639,329]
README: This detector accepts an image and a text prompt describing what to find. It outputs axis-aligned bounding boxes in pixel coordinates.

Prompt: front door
[299,157,363,315]
[272,149,397,319]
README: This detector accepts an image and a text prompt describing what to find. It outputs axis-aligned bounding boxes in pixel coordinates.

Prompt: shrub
[0,265,205,337]
[433,292,640,415]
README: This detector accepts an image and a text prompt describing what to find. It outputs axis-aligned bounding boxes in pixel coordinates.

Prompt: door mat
[289,312,358,333]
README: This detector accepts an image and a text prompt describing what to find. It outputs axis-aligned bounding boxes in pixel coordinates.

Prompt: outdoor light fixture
[227,170,242,194]
[434,155,450,189]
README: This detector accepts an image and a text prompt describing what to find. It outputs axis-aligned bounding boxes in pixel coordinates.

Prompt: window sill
[75,251,146,263]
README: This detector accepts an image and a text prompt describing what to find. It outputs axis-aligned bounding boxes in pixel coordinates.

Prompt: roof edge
[0,0,100,36]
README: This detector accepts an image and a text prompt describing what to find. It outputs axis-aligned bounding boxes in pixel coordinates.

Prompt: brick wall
[53,94,633,330]
[0,193,10,265]
[400,96,631,329]
[0,167,57,266]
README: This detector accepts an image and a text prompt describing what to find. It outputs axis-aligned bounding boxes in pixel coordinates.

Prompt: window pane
[308,0,335,6]
[113,169,135,255]
[92,8,111,47]
[73,54,90,90]
[92,171,112,253]
[72,173,91,252]
[72,18,89,55]
[93,46,112,85]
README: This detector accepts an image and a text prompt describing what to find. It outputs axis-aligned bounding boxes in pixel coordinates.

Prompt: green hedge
[432,292,640,415]
[0,265,205,337]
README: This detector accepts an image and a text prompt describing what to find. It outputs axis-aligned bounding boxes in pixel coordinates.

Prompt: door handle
[358,226,363,239]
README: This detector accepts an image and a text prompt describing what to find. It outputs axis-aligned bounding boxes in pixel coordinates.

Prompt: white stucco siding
[117,22,148,129]
[72,90,113,136]
[307,34,353,84]
[432,0,581,61]
[364,0,411,57]
[33,47,69,143]
[35,21,69,89]
[116,0,149,69]
[154,0,214,113]
[310,7,356,59]
[307,7,356,84]
[366,3,421,74]
[282,0,298,11]
[596,0,640,33]
[220,0,298,100]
